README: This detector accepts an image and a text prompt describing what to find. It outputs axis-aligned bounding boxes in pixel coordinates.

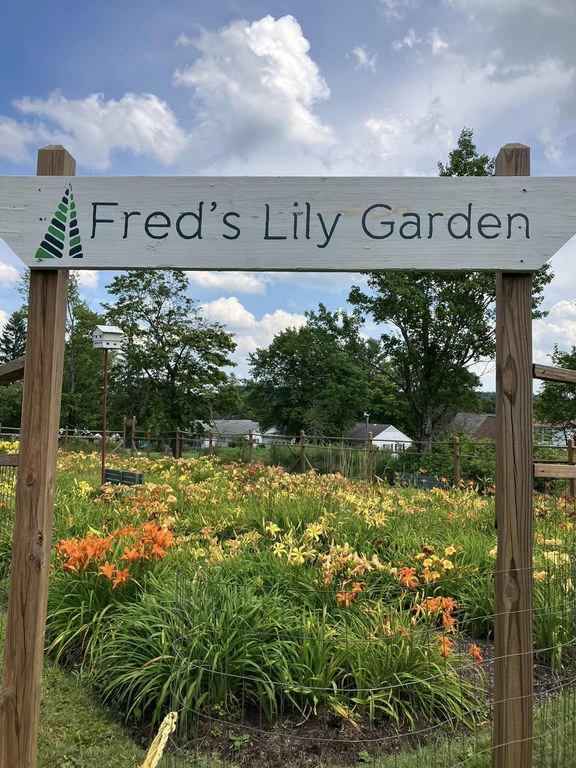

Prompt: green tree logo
[35,184,83,261]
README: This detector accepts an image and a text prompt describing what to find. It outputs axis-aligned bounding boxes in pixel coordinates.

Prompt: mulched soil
[166,637,576,767]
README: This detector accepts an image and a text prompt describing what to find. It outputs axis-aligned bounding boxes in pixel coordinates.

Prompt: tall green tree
[0,308,27,363]
[103,270,237,435]
[0,275,105,428]
[0,381,23,428]
[534,346,576,439]
[349,127,552,445]
[247,305,385,437]
[61,277,106,428]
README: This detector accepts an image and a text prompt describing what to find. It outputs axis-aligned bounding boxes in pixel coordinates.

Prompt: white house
[261,427,294,447]
[343,423,412,453]
[202,419,262,448]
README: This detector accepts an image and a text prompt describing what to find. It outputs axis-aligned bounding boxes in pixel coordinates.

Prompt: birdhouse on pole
[92,325,124,349]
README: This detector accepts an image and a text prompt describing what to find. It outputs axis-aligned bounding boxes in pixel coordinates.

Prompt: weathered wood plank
[0,356,25,385]
[493,143,533,768]
[534,462,576,479]
[533,363,576,384]
[0,145,72,768]
[1,176,576,271]
[0,455,19,467]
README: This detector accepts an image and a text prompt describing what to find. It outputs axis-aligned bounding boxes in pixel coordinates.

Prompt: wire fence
[3,421,573,493]
[2,431,576,765]
[167,478,576,767]
[0,455,18,667]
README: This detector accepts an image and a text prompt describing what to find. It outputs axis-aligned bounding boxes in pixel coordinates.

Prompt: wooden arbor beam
[493,143,534,768]
[0,146,73,768]
[0,357,25,385]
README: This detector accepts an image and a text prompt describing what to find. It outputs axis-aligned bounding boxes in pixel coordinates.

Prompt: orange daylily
[468,644,483,663]
[98,561,116,580]
[112,568,130,588]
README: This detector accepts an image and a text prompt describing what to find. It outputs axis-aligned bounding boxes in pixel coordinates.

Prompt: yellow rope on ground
[139,711,178,768]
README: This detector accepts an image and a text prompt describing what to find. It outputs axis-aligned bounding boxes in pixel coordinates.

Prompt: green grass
[33,658,576,768]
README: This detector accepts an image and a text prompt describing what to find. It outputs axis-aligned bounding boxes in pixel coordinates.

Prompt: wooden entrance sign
[1,175,576,272]
[0,147,71,768]
[0,143,565,768]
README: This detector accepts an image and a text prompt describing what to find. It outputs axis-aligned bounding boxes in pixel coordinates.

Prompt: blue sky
[1,0,576,387]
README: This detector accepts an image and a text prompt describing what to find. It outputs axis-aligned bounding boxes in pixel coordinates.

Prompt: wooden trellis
[0,142,571,768]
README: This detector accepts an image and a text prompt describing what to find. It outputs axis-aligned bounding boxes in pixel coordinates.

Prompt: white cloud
[13,92,188,170]
[352,46,378,72]
[363,98,453,174]
[201,296,306,374]
[175,33,194,47]
[173,15,335,165]
[445,0,573,17]
[74,270,99,290]
[377,0,419,21]
[0,117,42,164]
[187,271,269,294]
[392,29,420,51]
[0,310,8,330]
[428,29,449,55]
[534,301,576,360]
[0,260,20,288]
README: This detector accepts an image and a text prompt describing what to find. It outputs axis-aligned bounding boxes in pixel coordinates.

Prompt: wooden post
[568,438,575,500]
[453,437,460,487]
[300,431,306,473]
[493,143,533,768]
[176,427,181,459]
[366,431,373,483]
[0,146,73,768]
[248,429,254,463]
[64,425,69,452]
[122,416,127,459]
[130,416,136,456]
[208,431,213,455]
[147,430,151,460]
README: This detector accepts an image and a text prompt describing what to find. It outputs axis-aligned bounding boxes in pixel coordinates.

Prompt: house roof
[451,412,497,440]
[343,423,392,441]
[211,419,260,436]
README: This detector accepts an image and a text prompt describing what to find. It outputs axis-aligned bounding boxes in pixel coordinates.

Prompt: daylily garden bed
[2,449,574,764]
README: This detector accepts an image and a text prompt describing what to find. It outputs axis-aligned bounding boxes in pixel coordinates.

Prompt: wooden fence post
[122,416,127,459]
[493,143,533,768]
[366,431,373,483]
[0,145,73,768]
[300,431,306,472]
[147,430,151,460]
[175,427,181,459]
[130,416,136,456]
[453,437,460,487]
[568,438,575,500]
[208,431,213,455]
[248,430,254,463]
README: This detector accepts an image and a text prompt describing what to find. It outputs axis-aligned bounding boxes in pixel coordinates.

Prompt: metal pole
[101,348,108,486]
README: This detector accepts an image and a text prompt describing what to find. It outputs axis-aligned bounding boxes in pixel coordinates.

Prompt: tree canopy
[247,305,382,437]
[0,308,26,364]
[534,346,576,440]
[103,269,237,435]
[349,127,552,444]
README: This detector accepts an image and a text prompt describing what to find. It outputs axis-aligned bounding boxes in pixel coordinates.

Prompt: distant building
[450,413,497,440]
[261,427,294,447]
[343,423,412,453]
[203,419,261,448]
